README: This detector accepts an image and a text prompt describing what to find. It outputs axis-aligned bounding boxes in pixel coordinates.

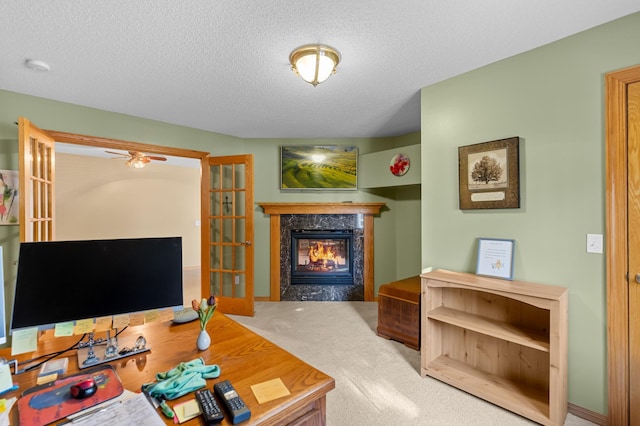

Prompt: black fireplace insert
[291,230,354,285]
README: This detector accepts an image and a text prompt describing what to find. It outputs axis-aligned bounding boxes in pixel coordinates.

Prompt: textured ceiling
[2,1,639,139]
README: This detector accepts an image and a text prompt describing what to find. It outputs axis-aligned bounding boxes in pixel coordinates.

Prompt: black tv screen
[11,237,183,332]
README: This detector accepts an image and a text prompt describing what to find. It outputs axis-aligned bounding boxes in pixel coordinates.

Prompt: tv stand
[77,332,150,369]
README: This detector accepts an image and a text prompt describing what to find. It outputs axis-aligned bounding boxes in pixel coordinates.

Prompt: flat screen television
[11,236,184,333]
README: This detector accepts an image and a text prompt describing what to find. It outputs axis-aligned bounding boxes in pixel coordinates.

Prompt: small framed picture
[476,238,515,280]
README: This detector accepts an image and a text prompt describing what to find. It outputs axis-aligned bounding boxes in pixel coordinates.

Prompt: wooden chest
[376,275,421,350]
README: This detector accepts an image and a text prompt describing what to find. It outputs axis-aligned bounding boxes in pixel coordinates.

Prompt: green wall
[0,90,422,342]
[421,11,640,415]
[244,136,421,294]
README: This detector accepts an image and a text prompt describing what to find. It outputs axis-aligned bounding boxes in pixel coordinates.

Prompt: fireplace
[258,202,386,301]
[279,213,364,301]
[291,230,354,285]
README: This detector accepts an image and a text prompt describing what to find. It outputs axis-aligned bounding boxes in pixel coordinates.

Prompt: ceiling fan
[106,150,167,168]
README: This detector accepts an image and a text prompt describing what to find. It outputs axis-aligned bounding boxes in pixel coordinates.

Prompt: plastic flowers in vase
[192,295,218,330]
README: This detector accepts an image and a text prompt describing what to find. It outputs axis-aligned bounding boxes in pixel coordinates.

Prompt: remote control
[213,380,251,424]
[195,388,225,424]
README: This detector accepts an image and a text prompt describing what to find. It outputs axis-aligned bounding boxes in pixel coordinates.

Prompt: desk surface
[0,312,335,425]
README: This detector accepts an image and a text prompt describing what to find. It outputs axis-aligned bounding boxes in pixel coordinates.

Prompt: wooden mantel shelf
[258,202,385,215]
[258,202,386,302]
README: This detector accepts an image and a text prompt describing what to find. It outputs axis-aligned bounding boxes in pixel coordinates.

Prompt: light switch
[586,234,603,254]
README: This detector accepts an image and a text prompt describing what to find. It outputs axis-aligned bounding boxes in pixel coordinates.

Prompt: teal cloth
[141,357,221,400]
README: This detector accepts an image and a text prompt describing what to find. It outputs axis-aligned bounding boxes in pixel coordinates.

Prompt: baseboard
[569,403,607,426]
[255,296,271,302]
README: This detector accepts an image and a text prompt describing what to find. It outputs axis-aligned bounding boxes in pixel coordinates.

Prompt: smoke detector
[25,59,50,72]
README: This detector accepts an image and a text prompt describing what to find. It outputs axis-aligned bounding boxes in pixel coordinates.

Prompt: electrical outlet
[586,234,603,254]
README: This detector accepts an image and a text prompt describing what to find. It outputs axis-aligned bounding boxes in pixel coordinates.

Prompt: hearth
[291,230,354,285]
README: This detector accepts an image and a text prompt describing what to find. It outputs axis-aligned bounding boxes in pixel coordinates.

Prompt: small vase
[197,329,211,350]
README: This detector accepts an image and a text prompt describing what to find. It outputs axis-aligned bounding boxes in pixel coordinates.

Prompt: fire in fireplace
[291,230,354,285]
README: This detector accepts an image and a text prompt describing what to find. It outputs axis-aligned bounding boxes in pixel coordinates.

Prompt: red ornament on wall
[390,153,410,176]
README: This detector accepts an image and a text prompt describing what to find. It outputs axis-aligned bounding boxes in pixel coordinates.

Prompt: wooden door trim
[44,130,209,160]
[606,64,640,425]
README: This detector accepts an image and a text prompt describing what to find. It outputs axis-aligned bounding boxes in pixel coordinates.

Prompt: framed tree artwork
[458,137,520,210]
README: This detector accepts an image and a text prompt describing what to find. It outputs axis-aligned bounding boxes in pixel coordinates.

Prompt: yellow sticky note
[0,363,12,393]
[112,314,130,330]
[54,322,74,337]
[36,373,58,385]
[11,327,38,355]
[159,308,174,322]
[174,399,200,423]
[94,316,113,332]
[144,309,159,323]
[74,318,94,335]
[250,378,291,404]
[129,312,145,326]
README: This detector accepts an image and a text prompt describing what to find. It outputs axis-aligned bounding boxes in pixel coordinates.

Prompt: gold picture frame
[458,137,520,210]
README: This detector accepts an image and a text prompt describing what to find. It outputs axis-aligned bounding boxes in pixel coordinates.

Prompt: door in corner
[18,117,56,242]
[628,80,640,424]
[202,154,254,316]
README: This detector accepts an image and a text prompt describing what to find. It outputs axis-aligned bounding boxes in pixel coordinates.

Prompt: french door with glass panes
[202,154,254,316]
[18,117,56,242]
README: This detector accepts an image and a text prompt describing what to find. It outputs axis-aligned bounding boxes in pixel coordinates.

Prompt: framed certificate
[476,238,515,280]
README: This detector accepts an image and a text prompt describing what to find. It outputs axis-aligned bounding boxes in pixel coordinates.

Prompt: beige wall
[55,153,201,268]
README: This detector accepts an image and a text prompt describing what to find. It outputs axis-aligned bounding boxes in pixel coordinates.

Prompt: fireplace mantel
[258,202,386,301]
[259,202,385,215]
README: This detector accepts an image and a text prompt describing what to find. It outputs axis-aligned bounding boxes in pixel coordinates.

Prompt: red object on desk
[17,365,123,426]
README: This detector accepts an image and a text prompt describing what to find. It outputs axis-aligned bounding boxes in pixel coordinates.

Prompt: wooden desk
[0,313,335,425]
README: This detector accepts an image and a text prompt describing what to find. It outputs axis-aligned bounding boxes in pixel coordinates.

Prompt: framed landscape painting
[280,145,358,190]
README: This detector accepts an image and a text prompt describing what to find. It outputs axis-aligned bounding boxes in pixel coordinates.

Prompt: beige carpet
[229,301,596,426]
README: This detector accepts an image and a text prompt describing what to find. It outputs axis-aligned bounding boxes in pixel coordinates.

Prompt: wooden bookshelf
[421,269,568,426]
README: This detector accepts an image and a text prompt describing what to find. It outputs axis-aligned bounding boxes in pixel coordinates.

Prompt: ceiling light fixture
[25,59,50,72]
[289,44,340,87]
[125,154,147,169]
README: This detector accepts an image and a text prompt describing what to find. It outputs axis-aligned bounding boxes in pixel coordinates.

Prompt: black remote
[195,388,225,424]
[213,380,251,424]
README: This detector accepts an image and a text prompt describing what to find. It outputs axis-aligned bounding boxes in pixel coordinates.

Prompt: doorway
[55,142,201,305]
[43,129,255,316]
[44,130,209,307]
